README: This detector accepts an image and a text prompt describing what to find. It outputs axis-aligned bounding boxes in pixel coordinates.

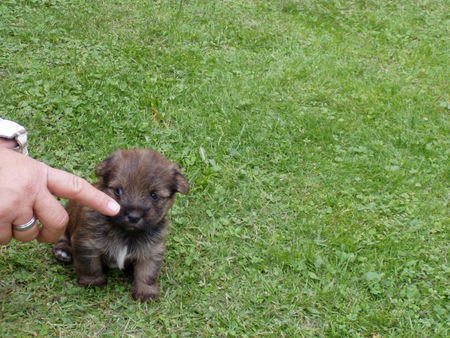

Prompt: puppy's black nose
[127,210,143,224]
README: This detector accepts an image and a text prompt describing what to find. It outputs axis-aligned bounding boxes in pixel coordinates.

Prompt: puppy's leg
[53,232,73,263]
[132,258,162,301]
[73,246,107,288]
[132,244,164,301]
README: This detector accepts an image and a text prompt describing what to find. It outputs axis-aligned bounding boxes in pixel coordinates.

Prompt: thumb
[34,191,69,243]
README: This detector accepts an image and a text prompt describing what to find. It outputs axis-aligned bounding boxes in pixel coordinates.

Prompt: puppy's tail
[53,233,73,263]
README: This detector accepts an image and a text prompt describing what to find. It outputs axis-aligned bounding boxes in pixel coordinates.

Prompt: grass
[0,0,448,336]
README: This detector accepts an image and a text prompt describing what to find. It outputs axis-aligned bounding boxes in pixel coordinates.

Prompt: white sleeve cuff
[0,119,28,155]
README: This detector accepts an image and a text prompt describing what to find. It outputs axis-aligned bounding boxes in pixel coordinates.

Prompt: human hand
[0,148,120,244]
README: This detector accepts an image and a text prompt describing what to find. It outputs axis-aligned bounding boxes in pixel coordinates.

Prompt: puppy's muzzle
[127,210,143,224]
[111,206,149,230]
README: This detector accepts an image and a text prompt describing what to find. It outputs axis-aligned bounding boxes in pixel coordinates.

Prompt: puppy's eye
[114,187,123,197]
[150,192,159,201]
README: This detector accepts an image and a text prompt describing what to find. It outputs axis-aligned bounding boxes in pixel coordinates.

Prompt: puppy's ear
[96,150,121,181]
[171,163,189,195]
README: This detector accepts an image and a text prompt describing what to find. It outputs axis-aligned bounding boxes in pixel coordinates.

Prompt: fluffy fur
[53,149,189,301]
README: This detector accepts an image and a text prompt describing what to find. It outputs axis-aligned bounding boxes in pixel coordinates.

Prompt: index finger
[46,166,120,216]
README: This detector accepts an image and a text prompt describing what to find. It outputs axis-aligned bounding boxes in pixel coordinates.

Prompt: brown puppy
[53,149,189,301]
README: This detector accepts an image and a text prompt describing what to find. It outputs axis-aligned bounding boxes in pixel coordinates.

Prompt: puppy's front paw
[132,284,160,301]
[78,275,107,288]
[53,248,72,263]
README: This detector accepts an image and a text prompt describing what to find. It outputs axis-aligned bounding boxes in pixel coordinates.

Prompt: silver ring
[13,217,36,232]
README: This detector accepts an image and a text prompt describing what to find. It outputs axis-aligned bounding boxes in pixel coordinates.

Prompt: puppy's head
[96,149,189,231]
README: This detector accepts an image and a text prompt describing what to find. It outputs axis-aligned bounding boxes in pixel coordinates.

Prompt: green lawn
[0,0,448,336]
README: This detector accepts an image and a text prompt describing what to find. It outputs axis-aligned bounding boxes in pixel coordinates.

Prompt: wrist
[0,138,19,149]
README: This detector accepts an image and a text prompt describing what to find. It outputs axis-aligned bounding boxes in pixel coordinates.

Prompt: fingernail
[108,200,120,214]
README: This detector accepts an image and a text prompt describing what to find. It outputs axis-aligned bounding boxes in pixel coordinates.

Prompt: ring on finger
[13,217,37,232]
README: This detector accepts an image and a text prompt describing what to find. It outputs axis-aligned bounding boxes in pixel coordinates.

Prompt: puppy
[53,149,189,301]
